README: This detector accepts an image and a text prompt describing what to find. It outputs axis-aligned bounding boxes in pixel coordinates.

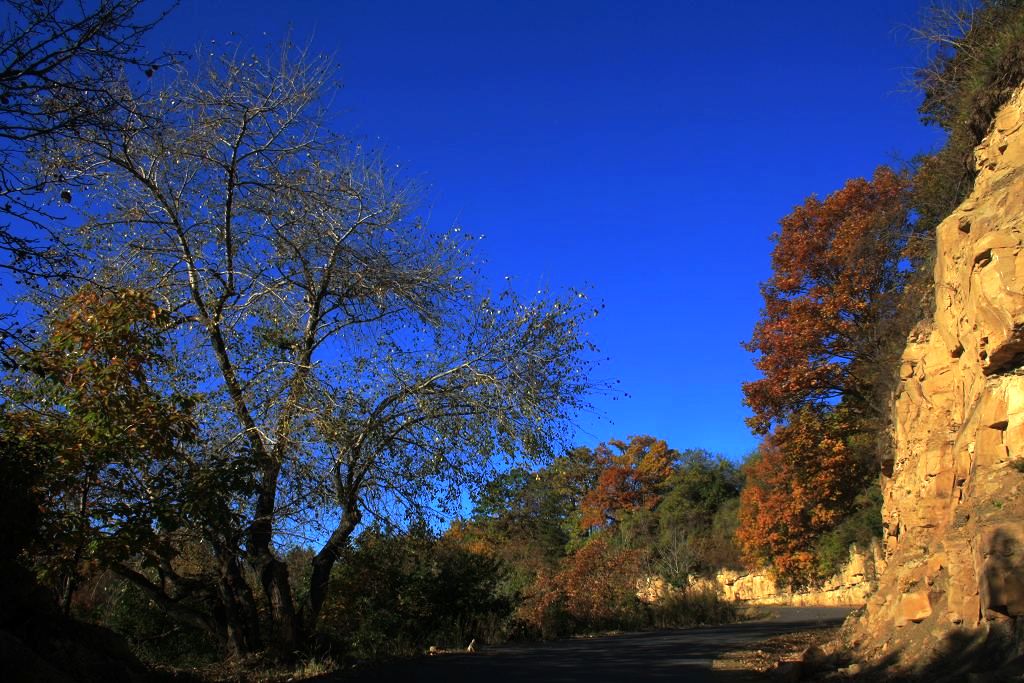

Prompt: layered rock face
[637,545,882,607]
[850,86,1024,669]
[713,544,884,607]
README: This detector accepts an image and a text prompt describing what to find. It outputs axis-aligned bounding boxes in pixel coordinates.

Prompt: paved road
[326,607,852,683]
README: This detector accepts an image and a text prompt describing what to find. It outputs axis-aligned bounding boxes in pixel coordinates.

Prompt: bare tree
[48,43,600,653]
[0,0,173,279]
[304,286,595,626]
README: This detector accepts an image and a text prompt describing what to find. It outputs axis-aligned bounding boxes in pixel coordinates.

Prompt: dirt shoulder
[711,607,878,682]
[713,624,840,679]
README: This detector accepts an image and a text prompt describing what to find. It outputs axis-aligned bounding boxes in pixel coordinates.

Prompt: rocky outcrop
[712,544,884,607]
[848,85,1024,675]
[637,544,882,607]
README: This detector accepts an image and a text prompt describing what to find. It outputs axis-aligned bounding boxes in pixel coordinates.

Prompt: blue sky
[147,1,944,462]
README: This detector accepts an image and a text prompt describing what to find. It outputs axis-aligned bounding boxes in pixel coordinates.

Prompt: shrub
[911,1,1024,228]
[319,528,511,660]
[515,535,647,638]
[646,588,737,630]
[916,0,1024,141]
[84,572,222,668]
[813,484,883,579]
[703,498,743,570]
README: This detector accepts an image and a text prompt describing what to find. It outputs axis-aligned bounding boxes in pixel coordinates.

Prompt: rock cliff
[712,543,884,607]
[848,84,1024,673]
[636,544,882,607]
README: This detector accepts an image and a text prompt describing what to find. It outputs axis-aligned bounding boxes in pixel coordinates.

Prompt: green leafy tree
[448,447,601,605]
[469,468,573,568]
[643,450,743,581]
[466,447,601,561]
[3,287,216,621]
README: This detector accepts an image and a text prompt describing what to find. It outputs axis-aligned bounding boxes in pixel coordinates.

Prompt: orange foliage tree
[739,168,914,581]
[578,436,676,530]
[4,287,204,614]
[515,534,645,637]
[742,166,912,435]
[736,409,871,583]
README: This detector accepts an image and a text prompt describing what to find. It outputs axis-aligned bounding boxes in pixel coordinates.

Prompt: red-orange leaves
[515,534,645,636]
[7,286,198,595]
[735,409,870,584]
[579,436,675,530]
[743,167,910,434]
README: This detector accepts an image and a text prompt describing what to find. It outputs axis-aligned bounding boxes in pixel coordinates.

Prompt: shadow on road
[317,607,850,683]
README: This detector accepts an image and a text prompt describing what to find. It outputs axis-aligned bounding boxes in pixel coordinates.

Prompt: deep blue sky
[147,1,943,462]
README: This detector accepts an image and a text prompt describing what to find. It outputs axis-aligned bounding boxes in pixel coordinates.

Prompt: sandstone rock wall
[637,544,882,607]
[712,543,884,607]
[849,85,1024,670]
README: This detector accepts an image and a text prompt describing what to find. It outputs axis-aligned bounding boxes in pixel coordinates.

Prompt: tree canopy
[737,168,914,583]
[743,166,912,435]
[5,41,602,656]
[0,0,173,281]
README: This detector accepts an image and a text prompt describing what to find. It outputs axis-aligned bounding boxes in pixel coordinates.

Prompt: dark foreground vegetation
[0,2,736,678]
[2,0,1024,680]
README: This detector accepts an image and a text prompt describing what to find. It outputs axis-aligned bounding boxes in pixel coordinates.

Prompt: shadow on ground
[831,619,1024,682]
[314,608,849,683]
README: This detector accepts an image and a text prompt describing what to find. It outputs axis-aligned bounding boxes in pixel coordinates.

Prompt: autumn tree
[452,437,741,636]
[735,408,871,584]
[37,44,600,653]
[578,436,676,530]
[1,286,216,624]
[742,166,913,435]
[515,534,646,638]
[739,168,912,580]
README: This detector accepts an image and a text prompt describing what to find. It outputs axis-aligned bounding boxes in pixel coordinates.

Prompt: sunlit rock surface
[848,84,1024,671]
[636,544,882,607]
[711,544,884,607]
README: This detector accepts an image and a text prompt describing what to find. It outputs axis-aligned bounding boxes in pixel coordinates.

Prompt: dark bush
[646,588,737,630]
[86,574,222,668]
[319,527,511,660]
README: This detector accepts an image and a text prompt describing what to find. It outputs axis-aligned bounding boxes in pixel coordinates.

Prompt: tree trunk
[257,554,299,654]
[214,551,261,657]
[247,462,301,655]
[305,508,361,631]
[113,565,223,642]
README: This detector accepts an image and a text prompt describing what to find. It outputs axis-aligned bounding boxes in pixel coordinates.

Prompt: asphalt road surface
[327,606,852,683]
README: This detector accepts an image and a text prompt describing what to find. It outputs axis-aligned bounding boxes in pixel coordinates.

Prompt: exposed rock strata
[636,544,882,607]
[848,85,1024,673]
[711,544,883,607]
